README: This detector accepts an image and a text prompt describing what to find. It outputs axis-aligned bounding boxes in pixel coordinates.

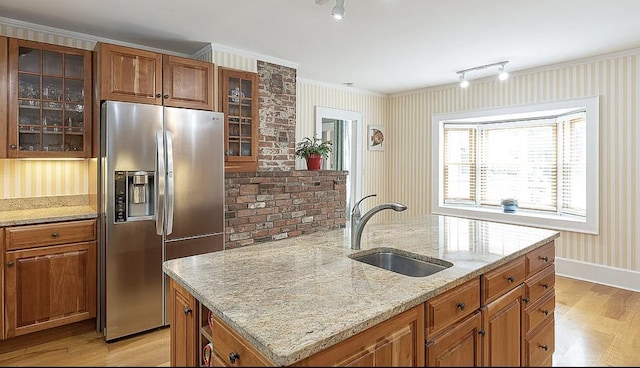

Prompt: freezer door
[163,107,225,241]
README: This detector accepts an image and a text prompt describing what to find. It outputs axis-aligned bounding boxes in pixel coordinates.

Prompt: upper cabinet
[7,39,92,158]
[0,37,7,158]
[219,67,259,172]
[96,43,214,111]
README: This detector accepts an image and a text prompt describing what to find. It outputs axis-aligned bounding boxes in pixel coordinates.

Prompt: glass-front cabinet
[8,39,91,158]
[219,67,259,172]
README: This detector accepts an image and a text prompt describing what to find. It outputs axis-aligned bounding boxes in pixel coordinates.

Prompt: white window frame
[431,96,599,234]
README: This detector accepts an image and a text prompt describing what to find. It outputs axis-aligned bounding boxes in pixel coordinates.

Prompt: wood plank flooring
[0,275,638,366]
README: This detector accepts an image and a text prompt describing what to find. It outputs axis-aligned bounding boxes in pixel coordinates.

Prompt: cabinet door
[7,38,92,158]
[97,42,162,105]
[170,278,197,367]
[4,241,96,337]
[426,311,482,367]
[0,37,7,158]
[295,304,424,367]
[162,55,213,111]
[481,284,524,367]
[219,67,259,172]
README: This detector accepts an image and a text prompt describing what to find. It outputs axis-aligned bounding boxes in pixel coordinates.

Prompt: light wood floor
[0,276,638,366]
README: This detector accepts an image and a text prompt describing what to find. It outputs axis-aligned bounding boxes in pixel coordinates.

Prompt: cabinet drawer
[212,316,273,367]
[524,292,555,335]
[525,316,554,367]
[5,219,96,250]
[525,263,555,305]
[481,256,526,305]
[426,277,480,338]
[526,241,555,278]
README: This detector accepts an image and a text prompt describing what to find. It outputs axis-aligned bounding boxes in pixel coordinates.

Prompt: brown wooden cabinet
[218,67,259,172]
[295,304,425,367]
[96,43,213,111]
[426,312,482,367]
[7,38,92,158]
[481,284,524,367]
[170,278,198,367]
[3,219,97,338]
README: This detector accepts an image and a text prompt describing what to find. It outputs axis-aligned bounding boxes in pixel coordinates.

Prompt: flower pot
[305,154,322,170]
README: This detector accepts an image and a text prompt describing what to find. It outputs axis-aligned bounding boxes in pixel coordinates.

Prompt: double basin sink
[349,248,453,277]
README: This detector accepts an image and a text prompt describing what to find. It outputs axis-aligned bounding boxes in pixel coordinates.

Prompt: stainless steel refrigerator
[98,101,224,341]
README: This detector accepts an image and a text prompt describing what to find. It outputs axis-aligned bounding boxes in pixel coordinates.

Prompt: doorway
[315,107,363,221]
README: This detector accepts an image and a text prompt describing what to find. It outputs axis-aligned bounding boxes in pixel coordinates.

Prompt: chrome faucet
[350,194,407,250]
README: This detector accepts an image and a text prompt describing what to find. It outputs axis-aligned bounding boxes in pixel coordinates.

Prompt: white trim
[191,43,213,60]
[0,16,192,57]
[315,107,364,206]
[298,77,388,97]
[556,257,640,293]
[211,42,298,69]
[431,96,599,235]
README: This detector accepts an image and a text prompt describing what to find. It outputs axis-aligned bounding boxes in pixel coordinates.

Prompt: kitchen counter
[0,195,97,226]
[163,214,559,366]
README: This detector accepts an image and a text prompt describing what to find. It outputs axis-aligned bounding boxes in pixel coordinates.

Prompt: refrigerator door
[103,101,164,341]
[163,107,225,241]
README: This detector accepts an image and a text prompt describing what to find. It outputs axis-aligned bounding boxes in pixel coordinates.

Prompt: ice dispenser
[114,170,155,222]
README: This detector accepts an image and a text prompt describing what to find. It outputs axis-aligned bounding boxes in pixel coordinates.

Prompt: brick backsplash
[224,170,348,249]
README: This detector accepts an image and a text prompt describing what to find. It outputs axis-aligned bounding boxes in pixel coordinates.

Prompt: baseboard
[555,257,640,293]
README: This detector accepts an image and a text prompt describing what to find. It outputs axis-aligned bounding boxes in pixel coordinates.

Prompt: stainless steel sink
[349,248,453,277]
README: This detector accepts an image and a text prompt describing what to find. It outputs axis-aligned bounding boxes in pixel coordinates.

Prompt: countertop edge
[163,231,560,366]
[0,206,97,227]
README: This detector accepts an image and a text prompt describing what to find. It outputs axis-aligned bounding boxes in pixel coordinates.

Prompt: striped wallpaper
[0,159,90,198]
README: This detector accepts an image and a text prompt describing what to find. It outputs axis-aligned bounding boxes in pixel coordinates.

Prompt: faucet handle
[352,194,377,217]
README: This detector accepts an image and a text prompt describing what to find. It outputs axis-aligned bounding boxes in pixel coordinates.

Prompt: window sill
[433,204,598,235]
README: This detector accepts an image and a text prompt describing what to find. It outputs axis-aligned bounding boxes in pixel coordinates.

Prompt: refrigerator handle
[165,131,175,235]
[156,131,165,235]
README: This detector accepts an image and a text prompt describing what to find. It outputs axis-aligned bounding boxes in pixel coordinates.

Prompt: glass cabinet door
[10,40,90,157]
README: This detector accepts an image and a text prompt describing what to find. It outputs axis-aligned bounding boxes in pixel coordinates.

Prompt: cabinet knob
[539,256,549,262]
[155,93,162,98]
[541,309,549,316]
[10,144,17,150]
[523,297,530,303]
[184,307,192,315]
[456,302,465,311]
[539,344,549,351]
[7,261,14,267]
[478,329,486,337]
[507,276,515,283]
[229,352,240,364]
[541,283,549,289]
[163,94,170,99]
[51,232,59,238]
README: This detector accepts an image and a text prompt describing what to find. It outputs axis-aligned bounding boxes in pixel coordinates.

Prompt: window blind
[561,113,587,215]
[443,126,476,204]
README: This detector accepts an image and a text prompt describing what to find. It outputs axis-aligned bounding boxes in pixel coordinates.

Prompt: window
[432,97,599,234]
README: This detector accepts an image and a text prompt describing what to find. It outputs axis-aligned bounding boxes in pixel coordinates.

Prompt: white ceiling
[2,0,640,94]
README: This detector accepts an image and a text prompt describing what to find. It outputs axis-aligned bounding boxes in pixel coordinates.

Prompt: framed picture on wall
[368,125,385,151]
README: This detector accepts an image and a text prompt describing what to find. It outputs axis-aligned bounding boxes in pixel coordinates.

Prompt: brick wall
[224,170,348,249]
[257,61,297,171]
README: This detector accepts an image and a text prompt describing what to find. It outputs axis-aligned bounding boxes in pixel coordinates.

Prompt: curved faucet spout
[350,200,407,250]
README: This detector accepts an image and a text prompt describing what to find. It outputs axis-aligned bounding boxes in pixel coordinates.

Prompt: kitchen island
[163,214,559,367]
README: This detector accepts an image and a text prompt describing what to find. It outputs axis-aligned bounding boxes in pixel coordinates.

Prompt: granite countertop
[0,195,97,227]
[163,214,560,366]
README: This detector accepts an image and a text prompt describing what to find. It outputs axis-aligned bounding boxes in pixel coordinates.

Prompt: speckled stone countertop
[0,195,97,226]
[163,214,560,366]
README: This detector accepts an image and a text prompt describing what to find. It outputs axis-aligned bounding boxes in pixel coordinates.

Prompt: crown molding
[297,77,387,97]
[210,42,298,69]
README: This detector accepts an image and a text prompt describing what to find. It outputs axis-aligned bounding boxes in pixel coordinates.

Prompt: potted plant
[501,198,518,213]
[295,135,332,170]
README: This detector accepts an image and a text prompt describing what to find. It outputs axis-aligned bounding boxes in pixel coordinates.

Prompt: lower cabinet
[170,278,197,367]
[426,311,482,367]
[480,284,524,367]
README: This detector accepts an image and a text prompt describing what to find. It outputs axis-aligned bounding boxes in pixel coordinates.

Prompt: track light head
[331,0,346,19]
[459,74,469,88]
[498,65,509,81]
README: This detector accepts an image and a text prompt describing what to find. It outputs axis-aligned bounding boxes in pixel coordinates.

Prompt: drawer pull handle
[478,329,486,337]
[541,309,549,315]
[184,307,192,315]
[456,302,465,311]
[539,256,549,262]
[51,232,59,238]
[540,344,549,351]
[541,283,549,289]
[229,352,240,363]
[507,276,514,283]
[7,261,14,267]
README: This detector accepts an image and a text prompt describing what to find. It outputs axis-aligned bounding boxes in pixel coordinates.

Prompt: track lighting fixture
[456,61,509,88]
[331,0,346,20]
